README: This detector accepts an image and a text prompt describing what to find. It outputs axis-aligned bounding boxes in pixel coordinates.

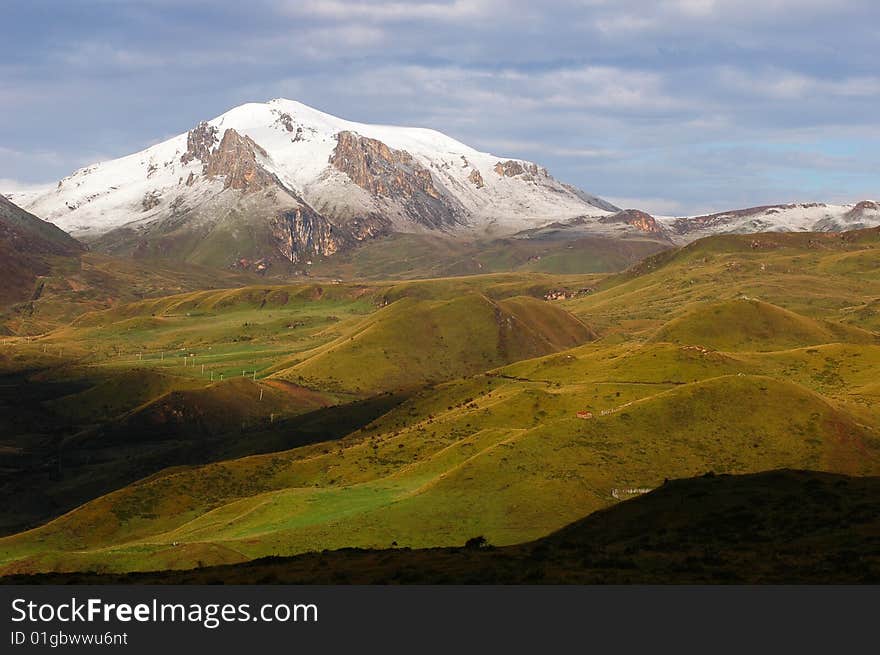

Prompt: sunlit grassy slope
[270,293,595,394]
[0,228,879,575]
[14,470,877,584]
[0,273,598,535]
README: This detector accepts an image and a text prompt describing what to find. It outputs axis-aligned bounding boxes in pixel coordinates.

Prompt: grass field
[0,227,878,577]
[9,470,876,584]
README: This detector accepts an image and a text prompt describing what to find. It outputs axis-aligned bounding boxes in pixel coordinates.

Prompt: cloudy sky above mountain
[2,0,878,215]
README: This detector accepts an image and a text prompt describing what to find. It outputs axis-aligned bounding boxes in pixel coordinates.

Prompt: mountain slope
[660,201,880,243]
[7,100,629,270]
[0,196,83,306]
[269,293,596,393]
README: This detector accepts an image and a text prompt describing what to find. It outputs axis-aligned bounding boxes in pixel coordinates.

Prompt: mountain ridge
[6,99,627,270]
[6,99,879,268]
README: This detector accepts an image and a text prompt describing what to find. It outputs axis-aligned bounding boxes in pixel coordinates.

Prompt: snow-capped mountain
[658,201,880,243]
[507,200,880,247]
[6,99,626,269]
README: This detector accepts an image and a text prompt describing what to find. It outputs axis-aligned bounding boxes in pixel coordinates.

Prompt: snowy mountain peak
[657,201,880,242]
[7,99,623,268]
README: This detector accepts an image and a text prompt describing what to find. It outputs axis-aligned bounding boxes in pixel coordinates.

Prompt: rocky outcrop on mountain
[493,160,547,180]
[599,209,666,235]
[180,123,278,193]
[141,191,161,212]
[180,121,219,165]
[275,112,295,133]
[468,169,485,189]
[271,205,346,262]
[203,129,277,193]
[494,160,524,177]
[329,131,463,229]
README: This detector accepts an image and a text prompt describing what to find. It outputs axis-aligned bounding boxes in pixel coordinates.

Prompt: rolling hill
[10,470,876,584]
[0,195,83,309]
[0,226,878,578]
[270,293,596,393]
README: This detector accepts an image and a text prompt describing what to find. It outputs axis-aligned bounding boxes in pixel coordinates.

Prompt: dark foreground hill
[6,470,878,584]
[0,195,83,307]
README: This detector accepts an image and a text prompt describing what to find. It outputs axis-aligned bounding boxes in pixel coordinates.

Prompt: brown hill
[0,195,83,306]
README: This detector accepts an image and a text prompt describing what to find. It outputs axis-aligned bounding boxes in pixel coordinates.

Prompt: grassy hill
[563,227,880,336]
[0,227,879,578]
[1,353,876,574]
[8,470,876,584]
[307,232,668,279]
[0,196,83,311]
[652,298,878,351]
[270,293,595,394]
[0,273,598,536]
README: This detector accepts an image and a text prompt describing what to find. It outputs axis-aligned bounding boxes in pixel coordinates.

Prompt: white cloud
[3,0,879,214]
[719,67,880,100]
[0,178,53,194]
[281,0,499,23]
[604,196,693,216]
[473,137,619,159]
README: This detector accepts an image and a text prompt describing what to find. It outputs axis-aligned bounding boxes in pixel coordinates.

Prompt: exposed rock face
[181,124,277,193]
[342,214,391,242]
[180,121,218,165]
[599,209,666,235]
[330,131,462,228]
[141,191,161,212]
[468,169,485,189]
[494,160,525,177]
[275,112,295,132]
[203,129,277,192]
[493,160,546,180]
[271,205,346,262]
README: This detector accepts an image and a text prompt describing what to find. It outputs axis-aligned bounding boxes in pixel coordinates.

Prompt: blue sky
[2,0,878,215]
